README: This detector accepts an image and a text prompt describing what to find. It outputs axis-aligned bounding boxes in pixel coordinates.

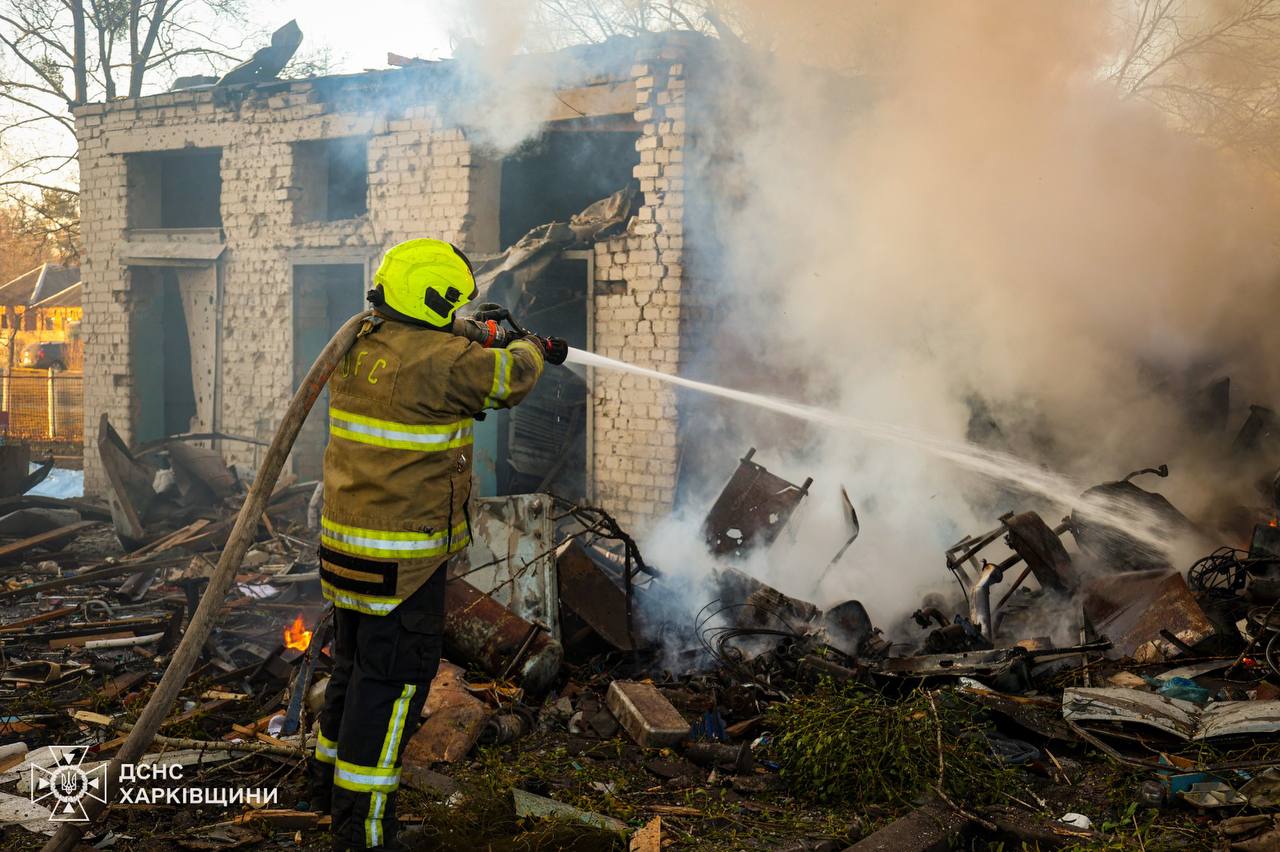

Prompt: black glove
[528,335,568,365]
[471,302,510,323]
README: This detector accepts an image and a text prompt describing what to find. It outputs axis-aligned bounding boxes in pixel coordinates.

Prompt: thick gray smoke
[677,0,1280,624]
[444,1,1280,639]
[442,0,560,151]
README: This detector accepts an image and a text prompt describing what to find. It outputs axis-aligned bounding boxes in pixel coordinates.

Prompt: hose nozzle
[452,315,516,349]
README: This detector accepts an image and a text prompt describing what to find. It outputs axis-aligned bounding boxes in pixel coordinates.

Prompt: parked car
[18,341,68,370]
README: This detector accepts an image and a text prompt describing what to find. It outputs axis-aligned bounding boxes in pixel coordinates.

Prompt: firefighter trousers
[308,564,446,850]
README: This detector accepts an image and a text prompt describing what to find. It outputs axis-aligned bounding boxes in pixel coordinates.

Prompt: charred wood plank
[0,555,186,601]
[0,520,96,562]
[0,606,76,631]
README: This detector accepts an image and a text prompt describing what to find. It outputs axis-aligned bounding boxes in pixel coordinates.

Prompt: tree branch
[0,179,79,196]
[128,0,168,97]
[86,0,117,100]
[0,25,74,107]
[0,92,77,133]
[70,0,87,104]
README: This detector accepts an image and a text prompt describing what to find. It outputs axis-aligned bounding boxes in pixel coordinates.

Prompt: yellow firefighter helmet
[372,238,476,327]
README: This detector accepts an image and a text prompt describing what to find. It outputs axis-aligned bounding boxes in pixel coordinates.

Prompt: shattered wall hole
[497,122,640,248]
[465,121,639,499]
[126,148,223,229]
[290,137,370,224]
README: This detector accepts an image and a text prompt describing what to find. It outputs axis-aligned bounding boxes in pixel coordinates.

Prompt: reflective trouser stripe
[329,407,473,452]
[321,516,470,560]
[367,792,386,847]
[483,348,512,408]
[315,731,338,765]
[333,759,400,793]
[363,684,416,847]
[379,685,416,766]
[320,579,400,615]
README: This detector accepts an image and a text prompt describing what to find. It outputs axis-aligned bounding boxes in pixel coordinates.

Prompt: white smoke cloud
[442,0,561,152]
[442,1,1280,646]
[674,0,1280,631]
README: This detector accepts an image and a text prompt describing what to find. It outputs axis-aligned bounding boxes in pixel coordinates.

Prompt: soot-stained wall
[75,34,711,532]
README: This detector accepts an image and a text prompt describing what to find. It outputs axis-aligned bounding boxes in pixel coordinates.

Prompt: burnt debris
[4,434,1280,851]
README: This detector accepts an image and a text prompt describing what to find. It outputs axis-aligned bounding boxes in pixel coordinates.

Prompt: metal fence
[0,371,83,443]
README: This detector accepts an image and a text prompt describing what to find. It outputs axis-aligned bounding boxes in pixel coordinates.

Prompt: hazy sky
[248,0,458,72]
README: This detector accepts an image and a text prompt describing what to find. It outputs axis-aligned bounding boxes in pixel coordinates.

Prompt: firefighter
[307,238,566,850]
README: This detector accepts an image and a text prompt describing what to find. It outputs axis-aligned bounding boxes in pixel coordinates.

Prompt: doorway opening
[292,264,366,479]
[129,266,218,444]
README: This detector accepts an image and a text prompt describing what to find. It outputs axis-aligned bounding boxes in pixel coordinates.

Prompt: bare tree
[0,195,68,281]
[524,0,742,50]
[0,0,253,194]
[1111,0,1280,171]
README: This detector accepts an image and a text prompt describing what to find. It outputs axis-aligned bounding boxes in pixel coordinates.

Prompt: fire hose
[44,305,557,852]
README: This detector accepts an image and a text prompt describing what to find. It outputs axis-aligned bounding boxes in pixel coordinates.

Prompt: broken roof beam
[546,81,641,122]
[216,20,303,87]
[0,520,96,563]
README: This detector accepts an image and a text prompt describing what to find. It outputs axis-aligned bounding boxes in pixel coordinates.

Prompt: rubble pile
[1,425,1280,851]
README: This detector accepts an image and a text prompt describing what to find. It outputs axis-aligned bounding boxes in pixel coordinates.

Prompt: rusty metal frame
[703,448,813,557]
[463,494,560,639]
[947,511,1074,641]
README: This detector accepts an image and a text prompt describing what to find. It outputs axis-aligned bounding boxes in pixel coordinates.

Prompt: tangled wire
[1187,547,1269,594]
[694,599,807,685]
[550,497,654,580]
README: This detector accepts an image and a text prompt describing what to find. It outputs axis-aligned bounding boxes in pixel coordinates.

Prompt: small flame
[284,614,312,652]
[1269,516,1277,528]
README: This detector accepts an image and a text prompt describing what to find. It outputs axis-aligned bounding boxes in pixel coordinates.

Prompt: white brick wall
[590,48,691,531]
[77,41,701,534]
[76,82,482,494]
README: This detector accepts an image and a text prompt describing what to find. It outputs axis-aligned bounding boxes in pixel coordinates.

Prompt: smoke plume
[447,1,1280,640]
[679,0,1280,626]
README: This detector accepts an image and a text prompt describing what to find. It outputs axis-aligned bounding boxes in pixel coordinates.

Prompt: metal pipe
[969,559,1017,642]
[969,564,996,641]
[946,527,1003,570]
[479,710,533,745]
[46,367,56,439]
[443,577,563,695]
[84,632,164,650]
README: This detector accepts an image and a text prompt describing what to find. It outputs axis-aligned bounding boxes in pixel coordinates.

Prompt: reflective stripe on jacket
[320,316,544,613]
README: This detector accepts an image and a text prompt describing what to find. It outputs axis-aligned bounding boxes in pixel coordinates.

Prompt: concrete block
[846,797,970,851]
[607,681,688,747]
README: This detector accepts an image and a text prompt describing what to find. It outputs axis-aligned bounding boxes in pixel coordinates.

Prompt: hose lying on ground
[43,311,371,852]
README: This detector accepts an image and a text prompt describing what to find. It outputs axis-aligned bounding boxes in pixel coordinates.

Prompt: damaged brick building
[75,33,718,530]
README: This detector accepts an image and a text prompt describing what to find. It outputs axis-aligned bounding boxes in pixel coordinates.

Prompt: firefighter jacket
[319,316,544,615]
